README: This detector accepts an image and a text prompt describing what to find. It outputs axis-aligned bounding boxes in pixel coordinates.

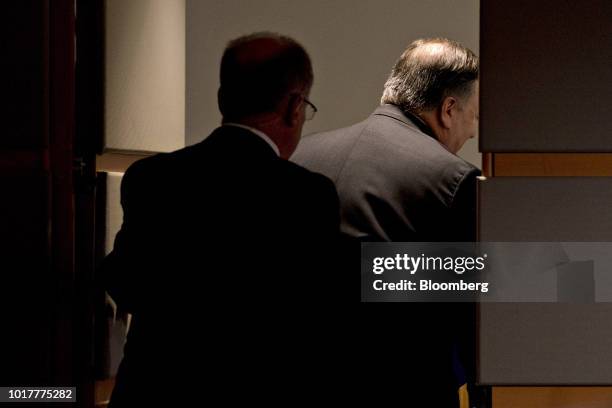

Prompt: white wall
[105,0,185,153]
[186,0,480,167]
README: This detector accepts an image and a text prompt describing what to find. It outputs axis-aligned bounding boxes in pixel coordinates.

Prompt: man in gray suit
[292,38,480,407]
[293,37,479,242]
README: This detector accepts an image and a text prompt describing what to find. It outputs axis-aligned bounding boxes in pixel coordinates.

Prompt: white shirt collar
[222,123,280,157]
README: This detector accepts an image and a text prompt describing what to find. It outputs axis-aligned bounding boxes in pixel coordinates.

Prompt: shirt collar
[401,110,436,139]
[222,123,280,157]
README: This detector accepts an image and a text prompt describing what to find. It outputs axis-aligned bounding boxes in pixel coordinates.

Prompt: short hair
[380,38,479,113]
[218,32,313,121]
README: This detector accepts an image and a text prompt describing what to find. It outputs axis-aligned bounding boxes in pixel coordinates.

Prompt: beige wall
[186,0,480,167]
[105,0,185,153]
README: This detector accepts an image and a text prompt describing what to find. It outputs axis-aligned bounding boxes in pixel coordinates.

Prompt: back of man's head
[218,32,313,122]
[381,38,479,114]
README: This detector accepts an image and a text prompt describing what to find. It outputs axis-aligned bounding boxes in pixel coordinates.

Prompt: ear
[283,94,302,127]
[217,87,227,118]
[439,96,457,129]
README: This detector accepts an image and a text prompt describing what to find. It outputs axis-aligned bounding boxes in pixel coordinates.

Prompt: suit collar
[373,104,437,140]
[222,123,280,157]
[203,126,280,160]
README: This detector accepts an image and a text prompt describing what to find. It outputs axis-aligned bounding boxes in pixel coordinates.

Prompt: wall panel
[480,0,612,152]
[479,177,612,385]
[105,0,185,153]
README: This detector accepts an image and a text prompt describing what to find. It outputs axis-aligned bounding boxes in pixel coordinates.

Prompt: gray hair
[381,38,479,113]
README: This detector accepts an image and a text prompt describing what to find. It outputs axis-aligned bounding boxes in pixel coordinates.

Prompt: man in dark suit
[103,32,341,406]
[292,38,480,407]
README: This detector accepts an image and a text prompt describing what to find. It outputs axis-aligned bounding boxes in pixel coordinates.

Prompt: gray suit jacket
[292,104,480,406]
[292,104,480,242]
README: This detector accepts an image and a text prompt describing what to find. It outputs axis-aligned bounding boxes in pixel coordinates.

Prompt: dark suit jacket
[103,126,342,406]
[292,104,481,407]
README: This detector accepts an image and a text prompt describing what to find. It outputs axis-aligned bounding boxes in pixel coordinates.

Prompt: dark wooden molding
[491,153,612,176]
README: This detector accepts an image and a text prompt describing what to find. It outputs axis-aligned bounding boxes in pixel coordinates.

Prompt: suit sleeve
[102,160,149,313]
[449,167,480,242]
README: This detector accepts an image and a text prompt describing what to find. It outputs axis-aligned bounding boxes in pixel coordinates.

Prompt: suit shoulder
[300,122,366,145]
[442,154,480,178]
[281,159,330,180]
[434,157,479,209]
[118,154,165,203]
[120,144,202,195]
[125,151,172,174]
[293,121,368,160]
[280,159,336,192]
[418,150,479,201]
[123,143,202,180]
[376,122,478,179]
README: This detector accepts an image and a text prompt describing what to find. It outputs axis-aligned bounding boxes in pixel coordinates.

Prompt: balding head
[381,38,478,113]
[218,32,313,122]
[227,36,289,66]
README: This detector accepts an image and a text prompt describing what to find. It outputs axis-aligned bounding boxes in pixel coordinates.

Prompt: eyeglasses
[303,97,317,120]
